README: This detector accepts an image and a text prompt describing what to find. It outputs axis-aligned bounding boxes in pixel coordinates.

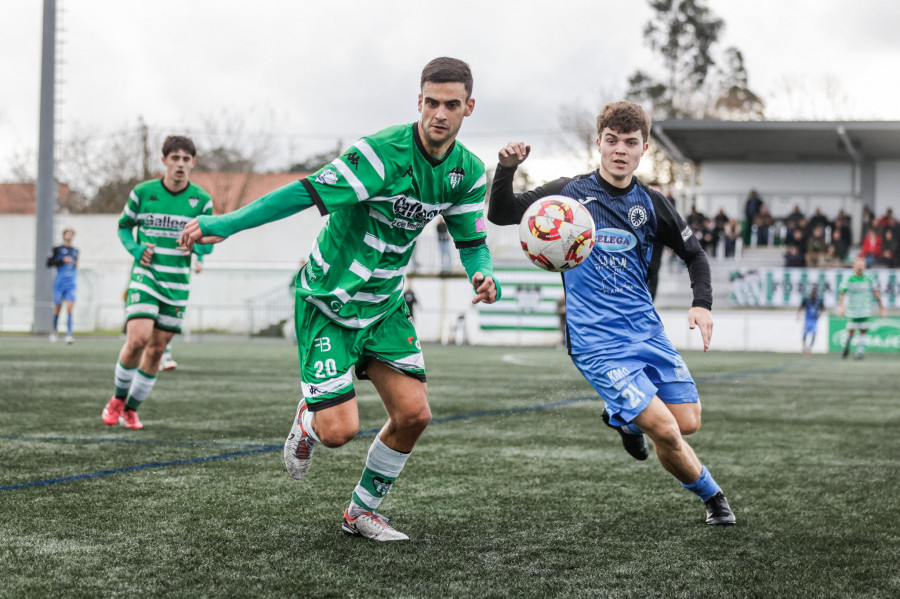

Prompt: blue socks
[681,465,721,501]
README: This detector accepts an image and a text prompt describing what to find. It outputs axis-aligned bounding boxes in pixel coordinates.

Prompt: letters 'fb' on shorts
[571,334,699,427]
[295,299,425,412]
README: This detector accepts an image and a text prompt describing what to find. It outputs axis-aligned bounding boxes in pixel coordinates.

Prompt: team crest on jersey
[189,197,199,208]
[448,167,465,189]
[681,225,693,241]
[316,169,339,185]
[628,205,647,228]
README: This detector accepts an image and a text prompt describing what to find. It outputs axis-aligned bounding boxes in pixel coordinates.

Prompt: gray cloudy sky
[2,0,899,184]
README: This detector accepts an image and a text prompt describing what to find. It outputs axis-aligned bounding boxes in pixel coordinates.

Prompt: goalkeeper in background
[101,136,213,430]
[181,57,499,542]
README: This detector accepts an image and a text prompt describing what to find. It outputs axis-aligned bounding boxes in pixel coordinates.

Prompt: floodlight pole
[32,0,57,334]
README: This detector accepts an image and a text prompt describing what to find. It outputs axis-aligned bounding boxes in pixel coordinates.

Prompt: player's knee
[316,423,358,448]
[648,421,683,451]
[396,403,432,434]
[679,412,702,435]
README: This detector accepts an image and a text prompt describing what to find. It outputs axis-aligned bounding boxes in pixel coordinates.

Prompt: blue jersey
[488,167,712,353]
[802,296,824,324]
[47,245,79,281]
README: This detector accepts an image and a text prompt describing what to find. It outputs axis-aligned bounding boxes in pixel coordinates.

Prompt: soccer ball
[519,196,595,272]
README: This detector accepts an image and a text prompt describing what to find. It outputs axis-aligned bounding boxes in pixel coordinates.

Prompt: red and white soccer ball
[519,195,595,272]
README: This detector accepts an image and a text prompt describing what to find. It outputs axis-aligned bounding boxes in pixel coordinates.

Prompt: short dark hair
[420,57,473,98]
[596,102,651,143]
[162,135,197,157]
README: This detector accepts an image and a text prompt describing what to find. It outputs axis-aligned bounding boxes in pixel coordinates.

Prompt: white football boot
[283,399,315,479]
[341,509,409,541]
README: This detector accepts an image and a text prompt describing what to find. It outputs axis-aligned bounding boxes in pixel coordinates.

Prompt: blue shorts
[53,277,77,305]
[803,319,818,337]
[571,334,699,427]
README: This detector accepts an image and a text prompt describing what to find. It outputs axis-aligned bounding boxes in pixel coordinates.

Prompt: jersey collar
[160,178,192,196]
[593,171,636,197]
[412,123,456,167]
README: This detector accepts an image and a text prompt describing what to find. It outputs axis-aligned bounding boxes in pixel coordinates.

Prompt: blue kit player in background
[47,227,79,344]
[798,285,825,354]
[488,101,735,526]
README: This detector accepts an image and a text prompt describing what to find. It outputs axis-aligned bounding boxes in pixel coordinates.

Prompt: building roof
[0,183,71,214]
[651,120,900,163]
[0,173,308,215]
[190,171,308,214]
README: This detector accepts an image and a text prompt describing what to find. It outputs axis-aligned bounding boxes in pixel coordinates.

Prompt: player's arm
[46,246,61,268]
[443,173,501,304]
[874,287,886,317]
[836,290,847,316]
[180,181,313,250]
[652,191,713,350]
[488,142,571,226]
[118,190,155,266]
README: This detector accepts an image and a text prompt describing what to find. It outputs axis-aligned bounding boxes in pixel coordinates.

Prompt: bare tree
[766,74,855,120]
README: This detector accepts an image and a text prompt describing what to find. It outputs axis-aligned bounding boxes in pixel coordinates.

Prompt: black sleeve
[651,191,713,310]
[487,164,573,226]
[46,246,61,268]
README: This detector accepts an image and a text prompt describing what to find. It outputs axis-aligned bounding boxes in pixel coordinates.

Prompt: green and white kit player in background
[837,255,886,360]
[102,136,213,430]
[181,57,500,541]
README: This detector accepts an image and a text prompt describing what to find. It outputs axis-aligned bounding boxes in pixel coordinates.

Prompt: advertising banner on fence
[729,267,899,308]
[827,316,900,353]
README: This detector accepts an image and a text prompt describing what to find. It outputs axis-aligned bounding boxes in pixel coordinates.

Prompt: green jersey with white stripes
[297,123,488,328]
[840,272,878,319]
[119,179,213,307]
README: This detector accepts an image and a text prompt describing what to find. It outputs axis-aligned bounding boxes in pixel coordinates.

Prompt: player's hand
[688,306,713,352]
[498,142,531,168]
[836,305,846,317]
[179,219,225,251]
[880,306,887,318]
[194,260,204,274]
[140,243,156,267]
[471,272,497,305]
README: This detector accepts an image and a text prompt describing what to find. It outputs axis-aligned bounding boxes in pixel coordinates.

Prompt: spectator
[862,205,875,234]
[700,217,719,255]
[805,225,828,268]
[403,281,418,320]
[686,205,706,232]
[784,244,805,267]
[723,218,742,257]
[785,205,805,231]
[785,227,807,262]
[830,228,850,263]
[807,207,830,233]
[875,207,894,230]
[880,228,898,268]
[745,189,763,227]
[713,208,729,230]
[753,205,775,246]
[859,228,882,267]
[821,244,842,267]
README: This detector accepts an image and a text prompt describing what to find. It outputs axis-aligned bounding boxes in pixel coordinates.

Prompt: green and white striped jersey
[119,179,213,307]
[840,273,878,319]
[298,123,488,328]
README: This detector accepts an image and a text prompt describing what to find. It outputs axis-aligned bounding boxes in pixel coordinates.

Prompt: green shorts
[125,287,186,334]
[295,299,425,411]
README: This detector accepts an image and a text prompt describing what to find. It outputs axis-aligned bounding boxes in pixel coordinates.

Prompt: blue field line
[0,435,281,449]
[1,396,595,494]
[0,445,280,492]
[0,361,810,494]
